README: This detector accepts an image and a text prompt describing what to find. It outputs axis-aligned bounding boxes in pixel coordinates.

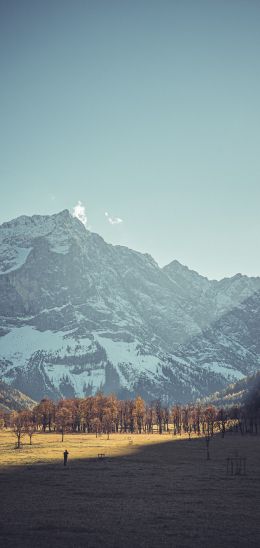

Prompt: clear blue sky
[0,0,259,279]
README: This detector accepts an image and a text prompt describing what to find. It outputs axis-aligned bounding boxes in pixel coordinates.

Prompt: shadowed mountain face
[200,371,260,408]
[0,210,259,402]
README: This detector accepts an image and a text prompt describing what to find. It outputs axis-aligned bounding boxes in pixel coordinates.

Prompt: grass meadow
[0,430,260,547]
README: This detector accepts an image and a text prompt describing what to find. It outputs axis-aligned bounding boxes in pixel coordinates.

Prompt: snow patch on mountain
[45,363,105,397]
[0,326,92,368]
[200,361,245,381]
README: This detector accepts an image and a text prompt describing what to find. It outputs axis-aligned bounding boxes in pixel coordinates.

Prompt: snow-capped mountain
[0,210,259,403]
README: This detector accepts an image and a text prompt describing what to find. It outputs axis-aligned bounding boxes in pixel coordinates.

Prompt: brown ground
[0,431,260,548]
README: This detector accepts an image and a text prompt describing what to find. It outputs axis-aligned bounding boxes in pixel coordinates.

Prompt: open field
[1,430,260,548]
[0,430,182,468]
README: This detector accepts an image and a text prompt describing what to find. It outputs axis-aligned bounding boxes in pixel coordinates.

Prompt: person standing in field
[63,449,69,466]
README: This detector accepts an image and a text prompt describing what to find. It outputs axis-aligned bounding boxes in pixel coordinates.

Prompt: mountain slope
[164,260,260,328]
[200,371,260,408]
[174,290,260,380]
[0,380,36,412]
[0,210,259,403]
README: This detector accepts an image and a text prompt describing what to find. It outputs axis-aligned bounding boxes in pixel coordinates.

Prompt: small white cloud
[72,201,88,227]
[105,211,123,225]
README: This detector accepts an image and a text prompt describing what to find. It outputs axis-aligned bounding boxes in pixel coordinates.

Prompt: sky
[0,0,260,280]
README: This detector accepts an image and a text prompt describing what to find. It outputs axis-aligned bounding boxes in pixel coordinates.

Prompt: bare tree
[205,435,211,460]
[217,408,228,438]
[10,412,26,449]
[25,424,37,445]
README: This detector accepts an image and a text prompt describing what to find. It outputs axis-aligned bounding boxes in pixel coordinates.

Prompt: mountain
[0,380,36,412]
[0,210,259,403]
[199,371,260,408]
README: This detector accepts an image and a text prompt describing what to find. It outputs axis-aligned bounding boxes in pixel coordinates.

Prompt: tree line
[1,391,259,448]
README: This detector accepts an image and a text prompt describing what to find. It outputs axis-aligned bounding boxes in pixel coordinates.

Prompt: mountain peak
[0,209,88,236]
[55,208,71,220]
[163,259,209,281]
[0,209,90,275]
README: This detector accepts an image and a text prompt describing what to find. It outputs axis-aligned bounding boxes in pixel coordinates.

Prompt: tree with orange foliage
[203,405,216,436]
[35,399,55,431]
[90,417,101,437]
[134,396,145,433]
[171,404,182,435]
[56,404,73,442]
[216,407,228,438]
[102,410,113,439]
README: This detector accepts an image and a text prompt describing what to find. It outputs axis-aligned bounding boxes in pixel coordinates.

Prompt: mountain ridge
[0,210,259,403]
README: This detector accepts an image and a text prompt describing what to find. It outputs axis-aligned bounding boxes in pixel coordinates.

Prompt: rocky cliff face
[0,210,259,403]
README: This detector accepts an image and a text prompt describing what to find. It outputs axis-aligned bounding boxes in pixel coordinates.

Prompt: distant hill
[200,371,260,408]
[0,381,36,412]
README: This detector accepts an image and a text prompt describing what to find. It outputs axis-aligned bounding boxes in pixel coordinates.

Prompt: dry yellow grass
[1,430,260,548]
[0,429,180,468]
